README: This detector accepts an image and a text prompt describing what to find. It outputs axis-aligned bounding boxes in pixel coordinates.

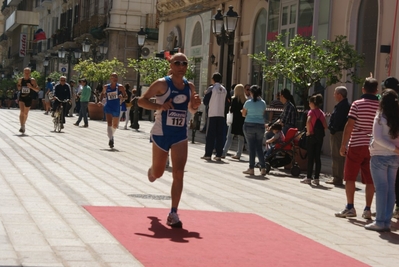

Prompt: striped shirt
[348,94,379,147]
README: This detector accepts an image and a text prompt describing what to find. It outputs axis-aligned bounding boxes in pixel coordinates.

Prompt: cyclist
[17,67,40,133]
[52,76,71,128]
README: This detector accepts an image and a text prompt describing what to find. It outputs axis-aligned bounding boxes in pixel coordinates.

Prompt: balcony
[157,0,214,16]
[7,0,22,6]
[0,33,8,46]
[5,10,39,32]
[40,0,52,9]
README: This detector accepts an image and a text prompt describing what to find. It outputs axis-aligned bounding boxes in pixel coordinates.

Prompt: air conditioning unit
[141,45,156,58]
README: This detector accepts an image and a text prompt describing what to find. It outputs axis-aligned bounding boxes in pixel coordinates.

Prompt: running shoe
[300,178,311,184]
[335,207,357,218]
[167,212,182,228]
[362,210,372,220]
[109,137,114,148]
[19,126,25,134]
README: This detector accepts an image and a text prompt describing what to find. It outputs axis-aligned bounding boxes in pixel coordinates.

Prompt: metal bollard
[190,111,203,143]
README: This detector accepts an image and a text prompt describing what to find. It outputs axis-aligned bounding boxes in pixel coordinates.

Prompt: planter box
[88,102,104,120]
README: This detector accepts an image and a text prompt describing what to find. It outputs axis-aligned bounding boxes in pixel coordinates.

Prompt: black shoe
[73,123,79,126]
[109,138,114,148]
[83,125,88,128]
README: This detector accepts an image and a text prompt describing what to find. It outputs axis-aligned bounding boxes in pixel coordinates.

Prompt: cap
[383,76,399,92]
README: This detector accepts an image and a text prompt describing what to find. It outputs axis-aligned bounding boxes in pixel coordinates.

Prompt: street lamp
[82,38,108,62]
[132,27,147,130]
[58,46,82,82]
[43,57,49,80]
[211,6,239,89]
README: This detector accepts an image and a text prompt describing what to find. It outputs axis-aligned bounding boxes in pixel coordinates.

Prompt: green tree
[73,58,127,83]
[47,71,63,83]
[127,57,197,85]
[250,34,364,107]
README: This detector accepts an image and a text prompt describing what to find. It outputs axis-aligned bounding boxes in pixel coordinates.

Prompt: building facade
[157,0,399,107]
[0,0,158,86]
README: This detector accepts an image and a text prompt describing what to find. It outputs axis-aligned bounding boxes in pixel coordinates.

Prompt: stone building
[0,0,158,86]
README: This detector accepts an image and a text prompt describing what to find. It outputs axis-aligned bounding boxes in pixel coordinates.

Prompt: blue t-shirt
[243,98,266,124]
[46,81,53,92]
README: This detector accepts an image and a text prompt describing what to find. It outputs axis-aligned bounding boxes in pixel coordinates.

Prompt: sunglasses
[173,61,188,66]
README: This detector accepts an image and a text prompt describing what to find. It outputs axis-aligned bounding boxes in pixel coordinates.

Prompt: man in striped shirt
[335,77,379,219]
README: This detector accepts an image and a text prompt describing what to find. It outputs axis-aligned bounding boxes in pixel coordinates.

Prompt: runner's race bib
[107,91,118,100]
[21,86,30,94]
[166,109,186,127]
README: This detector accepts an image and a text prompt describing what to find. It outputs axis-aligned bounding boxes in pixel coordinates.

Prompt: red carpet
[84,206,369,267]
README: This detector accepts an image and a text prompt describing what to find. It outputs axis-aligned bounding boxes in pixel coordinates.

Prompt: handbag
[298,131,307,150]
[226,112,233,126]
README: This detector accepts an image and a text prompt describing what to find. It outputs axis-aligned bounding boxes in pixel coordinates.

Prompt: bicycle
[53,97,69,132]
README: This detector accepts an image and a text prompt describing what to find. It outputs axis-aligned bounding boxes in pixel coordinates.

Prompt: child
[265,124,285,158]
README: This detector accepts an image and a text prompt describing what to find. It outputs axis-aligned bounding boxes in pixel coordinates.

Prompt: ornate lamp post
[132,27,147,130]
[58,46,82,82]
[211,6,239,89]
[82,38,108,62]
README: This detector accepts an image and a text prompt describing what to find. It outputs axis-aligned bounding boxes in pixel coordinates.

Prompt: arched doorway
[354,0,378,99]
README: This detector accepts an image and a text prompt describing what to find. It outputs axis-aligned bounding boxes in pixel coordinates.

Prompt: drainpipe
[388,0,399,76]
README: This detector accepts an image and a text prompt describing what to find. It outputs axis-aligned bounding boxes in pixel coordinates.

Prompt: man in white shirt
[201,72,229,161]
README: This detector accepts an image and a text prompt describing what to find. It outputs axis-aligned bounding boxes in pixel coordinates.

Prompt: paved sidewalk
[0,109,398,267]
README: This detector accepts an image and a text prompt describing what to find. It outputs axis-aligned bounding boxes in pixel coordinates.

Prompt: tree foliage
[250,34,364,104]
[127,56,197,85]
[73,58,127,83]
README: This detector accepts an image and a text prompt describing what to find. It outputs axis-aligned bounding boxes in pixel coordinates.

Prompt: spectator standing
[73,78,90,127]
[365,89,399,231]
[38,89,44,110]
[222,84,246,159]
[122,83,132,129]
[300,94,327,185]
[201,72,229,161]
[242,85,267,176]
[244,84,251,99]
[326,86,351,186]
[274,88,297,135]
[68,80,77,117]
[382,76,399,219]
[335,77,380,219]
[6,88,14,109]
[269,92,283,123]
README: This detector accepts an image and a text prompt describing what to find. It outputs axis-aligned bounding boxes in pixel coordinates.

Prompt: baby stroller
[259,128,304,177]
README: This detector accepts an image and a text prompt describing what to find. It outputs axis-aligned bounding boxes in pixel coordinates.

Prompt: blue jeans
[370,155,399,228]
[243,122,265,169]
[76,101,88,125]
[222,124,244,157]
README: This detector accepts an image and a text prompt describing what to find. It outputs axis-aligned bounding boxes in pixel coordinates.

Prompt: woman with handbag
[222,84,246,159]
[300,94,327,185]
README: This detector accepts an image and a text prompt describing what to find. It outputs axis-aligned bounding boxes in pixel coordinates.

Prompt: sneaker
[148,168,157,182]
[201,156,211,160]
[261,168,267,176]
[393,208,399,219]
[335,207,357,218]
[109,138,114,148]
[243,169,254,175]
[19,126,25,134]
[44,111,49,115]
[362,210,372,220]
[300,178,311,184]
[213,156,222,161]
[364,222,386,232]
[311,179,320,186]
[167,212,182,228]
[325,178,344,186]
